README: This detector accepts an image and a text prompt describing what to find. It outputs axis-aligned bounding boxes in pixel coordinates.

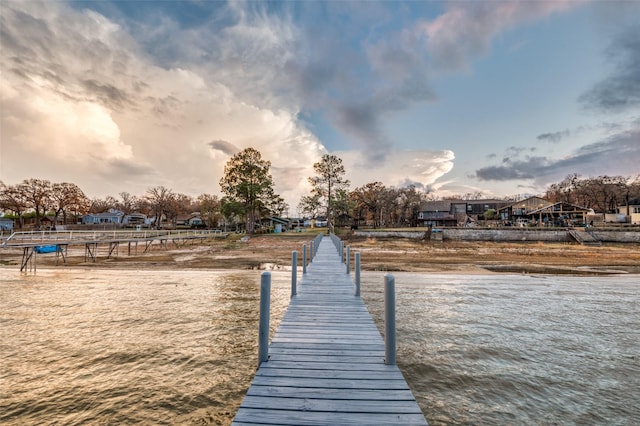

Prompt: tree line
[544,174,640,215]
[2,148,639,233]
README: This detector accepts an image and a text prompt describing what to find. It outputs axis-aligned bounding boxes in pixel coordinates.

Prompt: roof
[419,200,452,212]
[528,201,591,215]
[498,196,551,211]
[85,212,123,218]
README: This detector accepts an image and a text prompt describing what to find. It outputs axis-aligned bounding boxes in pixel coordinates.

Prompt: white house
[617,198,640,224]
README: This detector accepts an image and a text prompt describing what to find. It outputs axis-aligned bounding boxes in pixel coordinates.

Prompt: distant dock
[0,229,223,271]
[232,236,427,425]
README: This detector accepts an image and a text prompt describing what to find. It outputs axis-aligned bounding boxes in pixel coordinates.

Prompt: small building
[123,212,147,226]
[418,200,459,227]
[0,218,14,231]
[616,198,640,224]
[187,213,205,228]
[257,216,290,232]
[82,210,124,225]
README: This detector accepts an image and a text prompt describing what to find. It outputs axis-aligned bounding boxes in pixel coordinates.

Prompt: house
[268,216,291,233]
[499,197,591,226]
[187,213,205,228]
[0,218,14,231]
[82,210,124,225]
[122,212,147,226]
[462,199,511,220]
[417,200,461,227]
[175,212,205,228]
[498,197,551,224]
[418,199,510,227]
[615,198,640,224]
[527,202,592,226]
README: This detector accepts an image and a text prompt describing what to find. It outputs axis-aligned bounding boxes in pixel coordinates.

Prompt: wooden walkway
[232,237,428,425]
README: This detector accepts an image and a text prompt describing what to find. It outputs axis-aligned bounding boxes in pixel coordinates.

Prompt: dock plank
[232,236,428,425]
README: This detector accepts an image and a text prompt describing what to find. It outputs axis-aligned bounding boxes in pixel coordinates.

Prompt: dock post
[258,272,271,367]
[340,240,344,262]
[310,240,314,261]
[384,274,396,365]
[354,252,361,296]
[291,251,297,297]
[346,245,351,274]
[302,244,307,274]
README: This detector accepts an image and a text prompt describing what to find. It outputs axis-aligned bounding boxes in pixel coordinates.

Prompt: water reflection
[360,273,640,425]
[0,269,291,425]
[1,269,638,425]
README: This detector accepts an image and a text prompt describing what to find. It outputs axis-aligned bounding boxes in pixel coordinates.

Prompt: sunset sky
[1,1,638,210]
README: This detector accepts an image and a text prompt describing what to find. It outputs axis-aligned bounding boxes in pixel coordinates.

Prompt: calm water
[1,268,638,425]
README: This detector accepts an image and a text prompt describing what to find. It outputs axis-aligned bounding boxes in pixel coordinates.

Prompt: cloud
[418,1,576,72]
[208,140,240,156]
[339,149,455,191]
[0,1,326,207]
[475,121,640,184]
[537,129,571,143]
[579,23,640,113]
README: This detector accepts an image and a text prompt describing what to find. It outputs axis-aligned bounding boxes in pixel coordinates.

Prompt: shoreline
[2,234,639,276]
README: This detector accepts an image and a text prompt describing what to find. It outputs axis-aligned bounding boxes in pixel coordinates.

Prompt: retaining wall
[444,229,640,243]
[353,229,640,243]
[353,230,428,240]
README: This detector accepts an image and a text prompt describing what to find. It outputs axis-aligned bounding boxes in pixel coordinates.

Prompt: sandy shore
[2,232,639,275]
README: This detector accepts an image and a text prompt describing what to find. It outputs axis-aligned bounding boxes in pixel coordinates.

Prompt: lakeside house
[499,197,592,226]
[497,196,550,224]
[418,199,510,227]
[122,212,147,226]
[418,197,595,227]
[82,210,124,225]
[614,198,640,224]
[0,218,14,231]
[175,212,205,228]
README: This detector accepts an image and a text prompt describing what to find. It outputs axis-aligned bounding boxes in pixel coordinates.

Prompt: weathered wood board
[232,236,428,425]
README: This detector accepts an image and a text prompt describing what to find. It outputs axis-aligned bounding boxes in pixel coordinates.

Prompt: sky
[1,0,639,212]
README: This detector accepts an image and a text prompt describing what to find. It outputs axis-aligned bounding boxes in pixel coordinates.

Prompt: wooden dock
[0,229,224,271]
[232,236,428,425]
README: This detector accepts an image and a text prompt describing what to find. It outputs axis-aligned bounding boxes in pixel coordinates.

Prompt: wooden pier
[0,229,224,271]
[233,236,428,425]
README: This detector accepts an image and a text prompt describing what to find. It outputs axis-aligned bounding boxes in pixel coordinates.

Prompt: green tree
[298,193,322,219]
[308,154,350,232]
[219,148,277,235]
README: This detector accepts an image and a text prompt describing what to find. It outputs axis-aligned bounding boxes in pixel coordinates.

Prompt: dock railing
[2,229,224,247]
[257,233,397,367]
[239,234,423,424]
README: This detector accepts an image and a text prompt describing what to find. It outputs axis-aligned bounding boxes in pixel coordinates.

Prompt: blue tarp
[35,245,60,253]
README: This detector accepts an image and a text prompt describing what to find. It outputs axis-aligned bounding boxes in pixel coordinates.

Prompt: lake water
[1,268,638,425]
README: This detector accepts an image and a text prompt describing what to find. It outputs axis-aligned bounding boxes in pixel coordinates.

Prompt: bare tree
[117,192,138,215]
[0,181,28,229]
[51,182,90,226]
[145,186,174,229]
[351,182,386,228]
[19,179,52,229]
[89,196,118,213]
[197,193,222,228]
